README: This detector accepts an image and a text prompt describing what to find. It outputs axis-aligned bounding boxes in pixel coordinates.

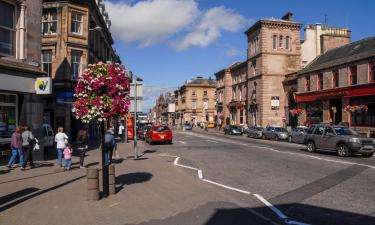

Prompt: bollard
[108,164,116,195]
[87,168,100,201]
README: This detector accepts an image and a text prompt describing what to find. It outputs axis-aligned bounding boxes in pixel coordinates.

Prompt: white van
[42,124,54,148]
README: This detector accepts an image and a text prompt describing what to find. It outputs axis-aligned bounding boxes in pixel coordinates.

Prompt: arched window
[273,35,277,49]
[279,35,283,48]
[286,36,290,49]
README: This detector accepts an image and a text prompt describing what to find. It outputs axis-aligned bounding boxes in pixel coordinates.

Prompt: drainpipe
[19,1,27,60]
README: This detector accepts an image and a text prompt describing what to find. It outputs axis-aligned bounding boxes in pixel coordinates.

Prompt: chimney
[281,12,293,21]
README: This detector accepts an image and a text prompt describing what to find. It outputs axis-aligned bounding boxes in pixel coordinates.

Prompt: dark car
[137,123,152,140]
[224,125,243,135]
[246,126,264,139]
[146,125,173,145]
[305,124,375,157]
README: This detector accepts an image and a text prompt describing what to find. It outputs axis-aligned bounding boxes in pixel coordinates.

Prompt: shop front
[0,93,18,146]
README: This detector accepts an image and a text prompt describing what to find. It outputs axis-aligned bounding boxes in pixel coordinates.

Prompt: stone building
[41,0,118,138]
[295,36,375,136]
[0,0,45,155]
[152,92,175,125]
[175,77,216,126]
[301,24,351,68]
[244,13,302,127]
[215,61,247,126]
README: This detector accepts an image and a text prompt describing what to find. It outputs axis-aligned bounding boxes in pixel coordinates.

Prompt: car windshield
[154,126,170,132]
[232,126,241,130]
[255,127,263,131]
[334,127,358,135]
[275,128,287,132]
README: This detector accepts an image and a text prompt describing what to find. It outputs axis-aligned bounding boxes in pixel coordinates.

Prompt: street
[147,128,375,225]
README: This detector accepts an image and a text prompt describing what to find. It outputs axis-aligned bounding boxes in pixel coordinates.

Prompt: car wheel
[362,152,374,157]
[337,144,349,157]
[288,136,292,143]
[306,141,316,153]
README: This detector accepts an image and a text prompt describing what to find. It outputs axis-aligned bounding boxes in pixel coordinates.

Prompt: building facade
[41,0,118,138]
[0,0,45,154]
[295,36,375,136]
[215,61,247,126]
[175,77,216,126]
[244,13,303,127]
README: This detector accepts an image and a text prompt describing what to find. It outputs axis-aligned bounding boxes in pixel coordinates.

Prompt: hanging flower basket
[344,104,368,113]
[72,62,131,123]
[289,108,304,117]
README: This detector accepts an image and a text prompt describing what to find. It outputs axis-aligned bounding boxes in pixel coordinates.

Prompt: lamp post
[134,77,138,159]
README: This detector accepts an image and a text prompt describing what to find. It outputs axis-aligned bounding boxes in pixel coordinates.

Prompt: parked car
[246,126,264,139]
[288,126,309,143]
[146,125,173,145]
[305,124,375,157]
[224,125,243,135]
[182,123,193,130]
[137,123,152,140]
[263,126,289,141]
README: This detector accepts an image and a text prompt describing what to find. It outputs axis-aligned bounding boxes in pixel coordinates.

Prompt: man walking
[118,121,125,143]
[21,125,35,170]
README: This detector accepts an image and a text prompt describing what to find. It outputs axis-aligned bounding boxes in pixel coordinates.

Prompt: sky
[105,0,375,113]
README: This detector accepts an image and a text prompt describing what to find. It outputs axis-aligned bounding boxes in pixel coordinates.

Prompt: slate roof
[187,77,216,86]
[298,35,375,75]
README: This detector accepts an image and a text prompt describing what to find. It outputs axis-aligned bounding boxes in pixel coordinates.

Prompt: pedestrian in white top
[118,122,125,143]
[55,127,68,167]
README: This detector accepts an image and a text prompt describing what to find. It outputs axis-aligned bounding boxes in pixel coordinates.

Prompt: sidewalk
[0,140,269,225]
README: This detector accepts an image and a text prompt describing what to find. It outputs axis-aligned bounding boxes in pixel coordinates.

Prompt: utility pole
[134,77,138,159]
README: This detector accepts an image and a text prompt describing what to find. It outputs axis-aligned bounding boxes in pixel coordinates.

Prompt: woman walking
[7,126,24,168]
[21,125,36,170]
[76,129,88,168]
[55,127,68,167]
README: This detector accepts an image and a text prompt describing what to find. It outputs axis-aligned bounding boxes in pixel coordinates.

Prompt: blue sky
[106,0,375,112]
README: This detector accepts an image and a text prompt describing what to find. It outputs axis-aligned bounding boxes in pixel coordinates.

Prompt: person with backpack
[104,127,115,165]
[7,126,24,169]
[55,127,69,167]
[76,129,88,168]
[21,125,36,170]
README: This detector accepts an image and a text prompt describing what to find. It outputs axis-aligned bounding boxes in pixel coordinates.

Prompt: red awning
[295,83,375,103]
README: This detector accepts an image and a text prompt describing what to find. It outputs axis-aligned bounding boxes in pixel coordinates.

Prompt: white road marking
[206,140,219,143]
[203,179,251,195]
[178,141,187,144]
[174,157,199,171]
[242,143,248,146]
[254,194,311,225]
[198,170,203,179]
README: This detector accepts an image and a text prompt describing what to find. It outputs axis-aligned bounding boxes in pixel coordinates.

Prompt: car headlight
[349,138,361,143]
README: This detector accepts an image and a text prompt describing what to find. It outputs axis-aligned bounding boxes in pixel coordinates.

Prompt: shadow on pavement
[0,187,40,205]
[0,175,85,212]
[116,172,152,193]
[0,169,10,174]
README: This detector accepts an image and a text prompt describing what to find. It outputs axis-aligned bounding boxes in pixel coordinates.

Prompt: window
[314,126,324,135]
[273,35,277,49]
[203,100,208,109]
[71,50,81,79]
[42,10,57,35]
[370,62,375,82]
[317,73,323,90]
[0,93,17,140]
[203,91,207,96]
[279,35,283,48]
[350,66,357,85]
[71,12,82,34]
[324,126,335,135]
[233,90,236,100]
[305,76,310,91]
[191,100,196,109]
[286,36,290,49]
[332,70,339,88]
[42,50,52,76]
[0,1,15,56]
[192,91,196,96]
[240,110,244,124]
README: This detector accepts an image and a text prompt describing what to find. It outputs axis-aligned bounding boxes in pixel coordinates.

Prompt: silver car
[263,126,289,141]
[288,126,308,143]
[247,126,264,139]
[305,124,375,157]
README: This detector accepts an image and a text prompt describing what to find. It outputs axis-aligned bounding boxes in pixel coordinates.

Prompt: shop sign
[35,77,52,94]
[271,96,280,110]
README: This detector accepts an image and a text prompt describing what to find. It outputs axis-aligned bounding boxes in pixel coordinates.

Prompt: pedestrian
[7,126,24,168]
[104,127,115,165]
[63,143,73,170]
[55,127,69,167]
[76,129,88,168]
[118,121,125,143]
[21,125,36,170]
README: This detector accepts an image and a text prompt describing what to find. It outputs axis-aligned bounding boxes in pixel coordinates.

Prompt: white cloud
[172,6,247,51]
[226,48,244,57]
[106,0,199,47]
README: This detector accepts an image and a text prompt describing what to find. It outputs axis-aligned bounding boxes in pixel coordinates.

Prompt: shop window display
[0,93,17,142]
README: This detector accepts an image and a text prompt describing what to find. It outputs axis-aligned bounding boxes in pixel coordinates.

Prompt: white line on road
[253,194,311,225]
[174,157,199,171]
[178,141,187,144]
[203,179,251,195]
[206,140,219,143]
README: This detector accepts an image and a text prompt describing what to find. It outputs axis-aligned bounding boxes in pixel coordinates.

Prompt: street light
[129,71,142,159]
[89,26,102,31]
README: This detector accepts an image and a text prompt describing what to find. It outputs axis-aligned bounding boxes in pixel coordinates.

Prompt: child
[63,143,73,170]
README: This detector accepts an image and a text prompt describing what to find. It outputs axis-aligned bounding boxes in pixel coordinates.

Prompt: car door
[321,126,337,150]
[295,128,305,143]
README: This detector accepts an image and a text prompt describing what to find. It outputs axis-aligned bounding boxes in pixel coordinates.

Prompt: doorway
[329,98,342,125]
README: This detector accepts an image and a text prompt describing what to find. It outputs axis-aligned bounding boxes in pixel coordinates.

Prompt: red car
[145,125,173,145]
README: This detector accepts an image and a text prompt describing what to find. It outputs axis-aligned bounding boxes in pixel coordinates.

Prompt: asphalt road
[145,129,375,225]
